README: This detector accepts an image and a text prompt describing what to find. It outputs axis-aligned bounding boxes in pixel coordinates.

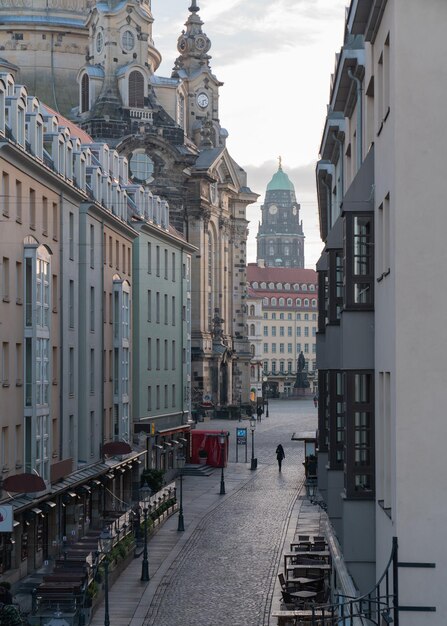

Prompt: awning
[102,441,133,456]
[31,508,43,515]
[3,473,46,493]
[157,425,191,436]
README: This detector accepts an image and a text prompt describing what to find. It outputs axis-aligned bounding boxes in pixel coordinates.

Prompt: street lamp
[99,527,113,626]
[177,454,185,532]
[250,417,257,470]
[218,431,226,495]
[140,482,151,582]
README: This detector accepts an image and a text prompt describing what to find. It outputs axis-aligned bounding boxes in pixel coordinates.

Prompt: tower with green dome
[256,159,305,268]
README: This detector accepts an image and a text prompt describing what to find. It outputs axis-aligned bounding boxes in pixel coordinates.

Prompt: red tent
[191,430,229,467]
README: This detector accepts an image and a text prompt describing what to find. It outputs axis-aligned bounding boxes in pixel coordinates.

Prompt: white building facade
[316,0,447,620]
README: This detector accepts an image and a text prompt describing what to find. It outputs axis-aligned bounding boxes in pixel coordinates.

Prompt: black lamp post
[99,527,113,626]
[250,417,257,470]
[140,483,151,582]
[218,431,226,495]
[177,454,185,532]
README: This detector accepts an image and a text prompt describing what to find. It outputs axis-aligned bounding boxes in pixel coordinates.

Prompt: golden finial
[278,155,282,170]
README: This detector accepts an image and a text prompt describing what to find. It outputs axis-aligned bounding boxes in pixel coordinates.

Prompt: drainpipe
[332,134,344,212]
[321,177,332,231]
[348,68,363,170]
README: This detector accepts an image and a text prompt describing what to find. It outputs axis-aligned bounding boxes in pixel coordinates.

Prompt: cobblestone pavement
[145,399,317,626]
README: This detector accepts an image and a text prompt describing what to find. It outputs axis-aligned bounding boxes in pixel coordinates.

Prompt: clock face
[178,37,187,53]
[269,204,278,215]
[197,92,209,109]
[195,36,207,51]
[292,206,297,216]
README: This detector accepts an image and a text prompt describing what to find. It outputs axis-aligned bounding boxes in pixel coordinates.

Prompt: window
[271,343,276,353]
[90,349,95,393]
[271,297,277,306]
[311,299,317,307]
[345,213,374,308]
[279,298,285,306]
[69,212,74,260]
[172,341,176,370]
[271,361,277,374]
[304,343,309,353]
[81,74,89,113]
[172,384,176,407]
[90,286,95,332]
[296,343,301,352]
[164,249,168,280]
[156,246,160,276]
[287,343,292,353]
[296,298,301,306]
[1,257,9,301]
[280,361,285,373]
[263,343,268,352]
[156,339,160,370]
[164,385,168,408]
[304,327,309,337]
[287,327,292,337]
[15,180,22,222]
[1,172,9,217]
[69,347,74,396]
[156,292,160,323]
[296,327,301,337]
[263,326,268,336]
[272,327,276,337]
[52,202,58,241]
[1,342,9,385]
[29,189,36,229]
[164,340,168,370]
[172,296,175,326]
[279,343,284,353]
[147,243,152,273]
[304,298,309,307]
[128,70,144,108]
[90,225,95,268]
[172,252,176,281]
[147,386,152,411]
[164,294,168,324]
[287,298,292,306]
[279,327,284,336]
[312,327,316,337]
[147,338,152,370]
[272,313,276,320]
[147,290,151,321]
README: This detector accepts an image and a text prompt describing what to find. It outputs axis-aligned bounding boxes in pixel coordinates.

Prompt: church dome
[266,166,295,192]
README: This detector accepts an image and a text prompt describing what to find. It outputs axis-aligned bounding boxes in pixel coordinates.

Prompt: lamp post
[218,431,226,495]
[99,527,113,626]
[250,417,257,470]
[140,482,151,582]
[177,454,185,532]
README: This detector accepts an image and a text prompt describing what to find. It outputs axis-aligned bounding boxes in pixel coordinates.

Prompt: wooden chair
[278,573,299,592]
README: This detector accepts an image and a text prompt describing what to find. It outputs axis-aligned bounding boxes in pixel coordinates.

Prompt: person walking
[256,405,263,422]
[275,444,285,471]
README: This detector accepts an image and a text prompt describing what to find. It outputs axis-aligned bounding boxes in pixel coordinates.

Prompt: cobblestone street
[145,398,317,626]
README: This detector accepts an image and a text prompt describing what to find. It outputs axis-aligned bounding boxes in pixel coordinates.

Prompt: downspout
[180,247,184,423]
[332,134,344,212]
[321,177,332,232]
[58,191,64,546]
[348,68,363,170]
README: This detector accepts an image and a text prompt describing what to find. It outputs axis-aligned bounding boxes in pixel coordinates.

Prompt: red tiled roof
[246,263,317,284]
[42,103,94,145]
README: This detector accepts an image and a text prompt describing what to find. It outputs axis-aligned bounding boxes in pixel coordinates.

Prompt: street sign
[237,428,247,445]
[0,505,13,532]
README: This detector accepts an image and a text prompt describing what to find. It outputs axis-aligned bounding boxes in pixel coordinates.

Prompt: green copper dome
[266,166,295,192]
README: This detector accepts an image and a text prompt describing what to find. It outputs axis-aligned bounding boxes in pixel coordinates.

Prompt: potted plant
[198,449,208,465]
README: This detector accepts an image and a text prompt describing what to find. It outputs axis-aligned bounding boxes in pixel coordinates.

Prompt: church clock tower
[256,160,305,268]
[172,1,225,148]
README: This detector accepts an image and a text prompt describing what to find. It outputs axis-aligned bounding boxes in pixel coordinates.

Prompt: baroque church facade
[0,0,257,409]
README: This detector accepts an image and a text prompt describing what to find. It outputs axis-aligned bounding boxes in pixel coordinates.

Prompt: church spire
[173,0,212,77]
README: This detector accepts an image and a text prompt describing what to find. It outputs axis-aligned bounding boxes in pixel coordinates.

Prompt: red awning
[3,473,46,493]
[102,441,132,456]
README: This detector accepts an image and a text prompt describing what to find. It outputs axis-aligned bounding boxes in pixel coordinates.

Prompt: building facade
[316,0,447,620]
[0,73,195,583]
[247,265,318,397]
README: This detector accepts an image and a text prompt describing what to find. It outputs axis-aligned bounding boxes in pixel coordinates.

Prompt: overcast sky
[153,0,347,269]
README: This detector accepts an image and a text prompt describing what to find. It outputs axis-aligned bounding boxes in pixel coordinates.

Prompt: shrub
[140,469,164,493]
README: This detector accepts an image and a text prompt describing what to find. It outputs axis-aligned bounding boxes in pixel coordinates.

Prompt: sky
[152,0,347,269]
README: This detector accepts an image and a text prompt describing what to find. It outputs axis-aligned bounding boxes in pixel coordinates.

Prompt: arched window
[250,364,255,376]
[250,324,255,335]
[304,298,309,307]
[311,299,317,307]
[287,298,293,306]
[81,74,89,113]
[271,297,277,306]
[129,71,144,108]
[249,305,255,316]
[302,284,308,291]
[279,298,285,306]
[263,297,269,306]
[296,298,301,306]
[252,282,258,289]
[309,284,316,291]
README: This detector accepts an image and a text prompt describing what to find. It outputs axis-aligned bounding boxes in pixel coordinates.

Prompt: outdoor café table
[292,590,318,600]
[286,563,331,577]
[284,552,330,572]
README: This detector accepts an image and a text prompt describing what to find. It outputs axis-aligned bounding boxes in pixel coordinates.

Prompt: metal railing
[305,537,399,625]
